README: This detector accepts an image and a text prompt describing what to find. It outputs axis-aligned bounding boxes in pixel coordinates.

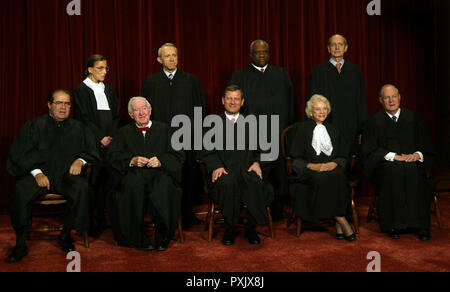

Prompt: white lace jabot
[311,124,333,156]
[83,77,110,110]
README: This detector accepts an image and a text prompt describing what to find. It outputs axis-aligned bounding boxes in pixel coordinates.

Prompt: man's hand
[131,157,150,168]
[248,162,263,180]
[402,153,420,163]
[69,159,84,176]
[35,173,51,190]
[212,168,228,183]
[100,136,113,148]
[147,157,162,168]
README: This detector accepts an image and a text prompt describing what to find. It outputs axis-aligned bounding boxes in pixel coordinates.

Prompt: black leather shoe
[7,245,28,263]
[388,229,401,239]
[155,239,169,251]
[138,243,156,251]
[344,233,357,242]
[58,234,75,253]
[222,229,236,246]
[245,229,261,245]
[418,230,431,242]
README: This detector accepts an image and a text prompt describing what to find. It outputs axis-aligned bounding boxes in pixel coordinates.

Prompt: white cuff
[77,158,87,166]
[31,169,43,177]
[384,152,396,162]
[415,152,424,163]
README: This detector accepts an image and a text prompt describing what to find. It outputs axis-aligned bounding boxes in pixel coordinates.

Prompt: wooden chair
[368,172,446,229]
[29,165,93,248]
[282,124,360,237]
[198,160,275,242]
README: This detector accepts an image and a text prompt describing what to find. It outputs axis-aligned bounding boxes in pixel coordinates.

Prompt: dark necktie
[168,74,174,80]
[392,116,397,123]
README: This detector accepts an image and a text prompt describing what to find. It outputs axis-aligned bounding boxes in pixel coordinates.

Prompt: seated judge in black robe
[288,95,356,241]
[74,54,121,235]
[229,40,294,221]
[141,43,206,226]
[6,90,99,262]
[108,97,185,251]
[306,35,369,155]
[200,85,274,246]
[362,85,436,241]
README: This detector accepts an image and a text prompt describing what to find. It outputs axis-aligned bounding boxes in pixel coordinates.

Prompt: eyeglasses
[94,66,110,72]
[52,101,72,106]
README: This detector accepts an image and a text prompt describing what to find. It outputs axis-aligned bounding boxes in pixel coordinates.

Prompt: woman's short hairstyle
[84,54,106,78]
[128,97,151,114]
[305,94,332,118]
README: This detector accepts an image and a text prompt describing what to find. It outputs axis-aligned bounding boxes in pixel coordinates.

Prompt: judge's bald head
[328,34,348,62]
[250,40,270,67]
[379,84,401,115]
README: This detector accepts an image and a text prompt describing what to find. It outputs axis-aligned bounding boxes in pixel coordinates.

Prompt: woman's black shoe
[344,233,357,242]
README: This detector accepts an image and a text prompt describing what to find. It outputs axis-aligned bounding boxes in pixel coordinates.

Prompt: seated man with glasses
[6,89,99,262]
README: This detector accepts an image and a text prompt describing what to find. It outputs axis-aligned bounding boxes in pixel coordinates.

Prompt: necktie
[392,116,397,123]
[261,68,265,73]
[336,63,342,74]
[136,127,150,132]
[168,74,173,80]
[231,118,236,124]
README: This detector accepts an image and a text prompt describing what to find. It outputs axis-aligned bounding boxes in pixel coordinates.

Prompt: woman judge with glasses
[288,95,356,241]
[73,54,121,237]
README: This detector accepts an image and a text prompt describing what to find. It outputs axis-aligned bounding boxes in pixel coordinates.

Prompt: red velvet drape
[0,0,436,212]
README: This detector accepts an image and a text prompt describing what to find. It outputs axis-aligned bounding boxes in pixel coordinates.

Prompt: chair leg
[296,217,302,238]
[208,203,215,243]
[178,216,184,243]
[83,231,89,248]
[434,194,443,229]
[267,207,274,239]
[351,198,359,234]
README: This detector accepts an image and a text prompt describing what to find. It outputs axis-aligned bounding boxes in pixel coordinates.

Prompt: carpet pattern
[1,196,449,272]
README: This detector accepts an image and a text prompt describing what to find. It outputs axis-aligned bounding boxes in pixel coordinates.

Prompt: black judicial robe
[108,122,185,246]
[229,64,294,198]
[200,115,274,227]
[362,109,436,232]
[6,115,99,233]
[142,69,206,212]
[307,61,369,153]
[288,120,351,221]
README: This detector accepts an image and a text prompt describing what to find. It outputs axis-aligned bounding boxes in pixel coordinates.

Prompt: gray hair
[128,97,151,113]
[379,84,400,98]
[250,40,269,54]
[305,94,332,118]
[158,43,178,58]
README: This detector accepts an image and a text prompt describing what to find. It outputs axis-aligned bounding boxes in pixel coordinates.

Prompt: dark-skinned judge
[141,43,206,226]
[6,90,99,262]
[200,85,274,246]
[307,34,369,155]
[362,85,435,241]
[108,97,185,251]
[74,54,121,236]
[229,40,294,221]
[288,95,356,241]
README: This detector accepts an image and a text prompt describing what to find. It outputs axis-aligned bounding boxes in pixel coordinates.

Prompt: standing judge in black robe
[307,34,369,155]
[289,95,356,241]
[229,40,294,221]
[362,85,435,241]
[108,97,185,251]
[141,43,206,226]
[200,85,274,246]
[6,90,99,262]
[74,54,121,235]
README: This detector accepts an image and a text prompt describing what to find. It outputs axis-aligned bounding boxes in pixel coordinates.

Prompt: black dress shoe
[418,230,431,242]
[245,231,261,245]
[7,245,28,263]
[222,229,236,246]
[388,229,401,239]
[344,233,357,242]
[155,240,169,252]
[138,243,156,251]
[58,234,75,253]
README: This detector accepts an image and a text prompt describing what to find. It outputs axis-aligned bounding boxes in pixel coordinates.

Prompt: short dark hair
[223,85,244,99]
[84,54,107,78]
[48,89,72,103]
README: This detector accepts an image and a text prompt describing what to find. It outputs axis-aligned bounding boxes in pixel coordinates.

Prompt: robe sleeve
[192,75,207,116]
[6,120,46,178]
[284,69,296,125]
[198,149,225,174]
[158,128,186,184]
[288,123,309,176]
[109,87,122,137]
[361,118,390,179]
[78,125,101,165]
[415,114,436,172]
[73,87,103,143]
[108,129,135,174]
[355,66,369,135]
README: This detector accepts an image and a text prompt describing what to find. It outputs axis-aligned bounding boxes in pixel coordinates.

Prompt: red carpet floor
[1,196,449,272]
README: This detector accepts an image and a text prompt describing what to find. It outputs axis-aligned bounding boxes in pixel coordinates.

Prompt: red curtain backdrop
[0,0,436,213]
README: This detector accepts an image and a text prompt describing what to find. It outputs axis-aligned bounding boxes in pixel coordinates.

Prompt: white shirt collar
[329,59,345,67]
[385,108,401,120]
[136,121,153,131]
[225,112,240,122]
[164,68,177,78]
[252,64,268,72]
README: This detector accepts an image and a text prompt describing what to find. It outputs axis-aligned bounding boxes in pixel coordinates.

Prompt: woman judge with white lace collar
[288,95,356,241]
